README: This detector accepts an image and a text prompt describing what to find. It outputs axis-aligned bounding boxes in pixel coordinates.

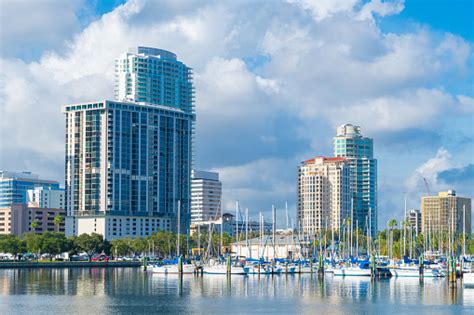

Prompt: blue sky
[0,0,472,228]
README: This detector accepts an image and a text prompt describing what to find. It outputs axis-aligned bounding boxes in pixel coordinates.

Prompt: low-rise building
[231,235,304,260]
[0,204,65,235]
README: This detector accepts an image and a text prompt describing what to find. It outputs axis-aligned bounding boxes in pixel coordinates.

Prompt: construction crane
[422,177,431,196]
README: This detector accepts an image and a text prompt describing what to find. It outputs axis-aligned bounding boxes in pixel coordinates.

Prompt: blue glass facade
[0,172,60,208]
[334,124,377,237]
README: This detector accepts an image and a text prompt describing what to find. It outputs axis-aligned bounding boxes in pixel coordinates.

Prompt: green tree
[66,236,79,261]
[53,215,63,232]
[23,232,43,259]
[111,238,132,257]
[388,219,398,258]
[74,233,104,261]
[0,235,25,260]
[30,221,39,234]
[132,237,148,256]
[40,232,70,260]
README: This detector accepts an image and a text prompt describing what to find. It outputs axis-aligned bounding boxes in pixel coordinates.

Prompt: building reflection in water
[0,269,471,313]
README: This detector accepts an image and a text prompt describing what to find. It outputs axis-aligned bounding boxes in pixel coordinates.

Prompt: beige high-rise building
[421,190,471,236]
[297,157,351,236]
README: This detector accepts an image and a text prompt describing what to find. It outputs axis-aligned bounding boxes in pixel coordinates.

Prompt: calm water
[0,268,473,314]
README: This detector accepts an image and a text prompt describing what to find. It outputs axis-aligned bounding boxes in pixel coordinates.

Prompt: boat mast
[350,197,353,257]
[463,204,466,257]
[356,219,359,258]
[285,202,289,258]
[177,200,181,257]
[245,208,249,259]
[235,201,239,258]
[219,200,223,257]
[272,205,276,260]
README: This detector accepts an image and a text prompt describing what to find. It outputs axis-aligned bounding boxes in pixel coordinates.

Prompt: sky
[0,0,473,229]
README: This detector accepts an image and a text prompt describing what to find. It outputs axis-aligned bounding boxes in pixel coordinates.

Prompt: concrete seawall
[0,261,141,269]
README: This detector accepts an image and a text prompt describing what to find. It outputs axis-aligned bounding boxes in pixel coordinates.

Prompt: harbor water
[0,268,473,314]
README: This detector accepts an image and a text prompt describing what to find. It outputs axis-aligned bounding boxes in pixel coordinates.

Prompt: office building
[27,187,65,209]
[406,209,422,235]
[64,47,195,240]
[0,204,65,235]
[334,124,377,237]
[421,190,471,235]
[191,170,222,224]
[297,156,351,236]
[0,171,60,208]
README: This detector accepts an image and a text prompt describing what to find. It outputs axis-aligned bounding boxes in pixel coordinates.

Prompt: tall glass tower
[115,47,194,113]
[64,47,194,239]
[334,124,377,237]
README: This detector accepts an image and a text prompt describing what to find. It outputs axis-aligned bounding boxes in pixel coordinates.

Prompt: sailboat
[333,260,372,277]
[153,200,195,274]
[203,201,247,275]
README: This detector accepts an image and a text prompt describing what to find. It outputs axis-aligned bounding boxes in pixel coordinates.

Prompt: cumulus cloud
[405,147,453,194]
[288,0,358,22]
[357,0,404,21]
[0,0,472,223]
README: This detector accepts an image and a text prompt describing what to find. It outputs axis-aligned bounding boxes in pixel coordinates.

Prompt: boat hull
[204,265,247,275]
[390,268,443,278]
[334,268,371,277]
[463,272,474,288]
[152,264,195,274]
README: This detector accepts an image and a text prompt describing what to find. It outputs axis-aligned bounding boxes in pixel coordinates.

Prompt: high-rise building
[191,170,222,224]
[64,47,195,240]
[115,47,194,113]
[421,190,471,236]
[27,187,65,209]
[297,156,351,236]
[406,209,422,235]
[0,171,60,208]
[334,124,377,236]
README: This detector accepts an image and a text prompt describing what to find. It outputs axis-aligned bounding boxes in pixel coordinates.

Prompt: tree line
[0,230,234,261]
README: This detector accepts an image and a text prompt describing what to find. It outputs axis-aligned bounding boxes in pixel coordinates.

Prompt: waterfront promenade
[0,261,141,269]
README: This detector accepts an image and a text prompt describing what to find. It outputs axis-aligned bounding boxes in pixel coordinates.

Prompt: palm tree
[388,219,398,259]
[54,215,62,232]
[30,221,39,234]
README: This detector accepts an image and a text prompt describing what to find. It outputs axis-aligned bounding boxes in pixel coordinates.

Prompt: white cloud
[0,0,472,223]
[357,0,404,21]
[288,0,358,22]
[457,95,474,113]
[324,88,454,132]
[405,147,453,194]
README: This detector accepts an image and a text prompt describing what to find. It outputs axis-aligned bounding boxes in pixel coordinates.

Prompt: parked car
[91,254,109,262]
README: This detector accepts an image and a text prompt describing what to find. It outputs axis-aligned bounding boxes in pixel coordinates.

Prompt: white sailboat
[334,267,371,277]
[152,264,195,274]
[153,200,195,275]
[334,262,372,277]
[204,263,247,275]
[389,265,444,278]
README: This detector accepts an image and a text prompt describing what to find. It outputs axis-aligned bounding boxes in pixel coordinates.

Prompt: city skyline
[0,0,473,228]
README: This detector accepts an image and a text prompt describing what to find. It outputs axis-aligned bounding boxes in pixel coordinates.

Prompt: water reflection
[0,269,472,314]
